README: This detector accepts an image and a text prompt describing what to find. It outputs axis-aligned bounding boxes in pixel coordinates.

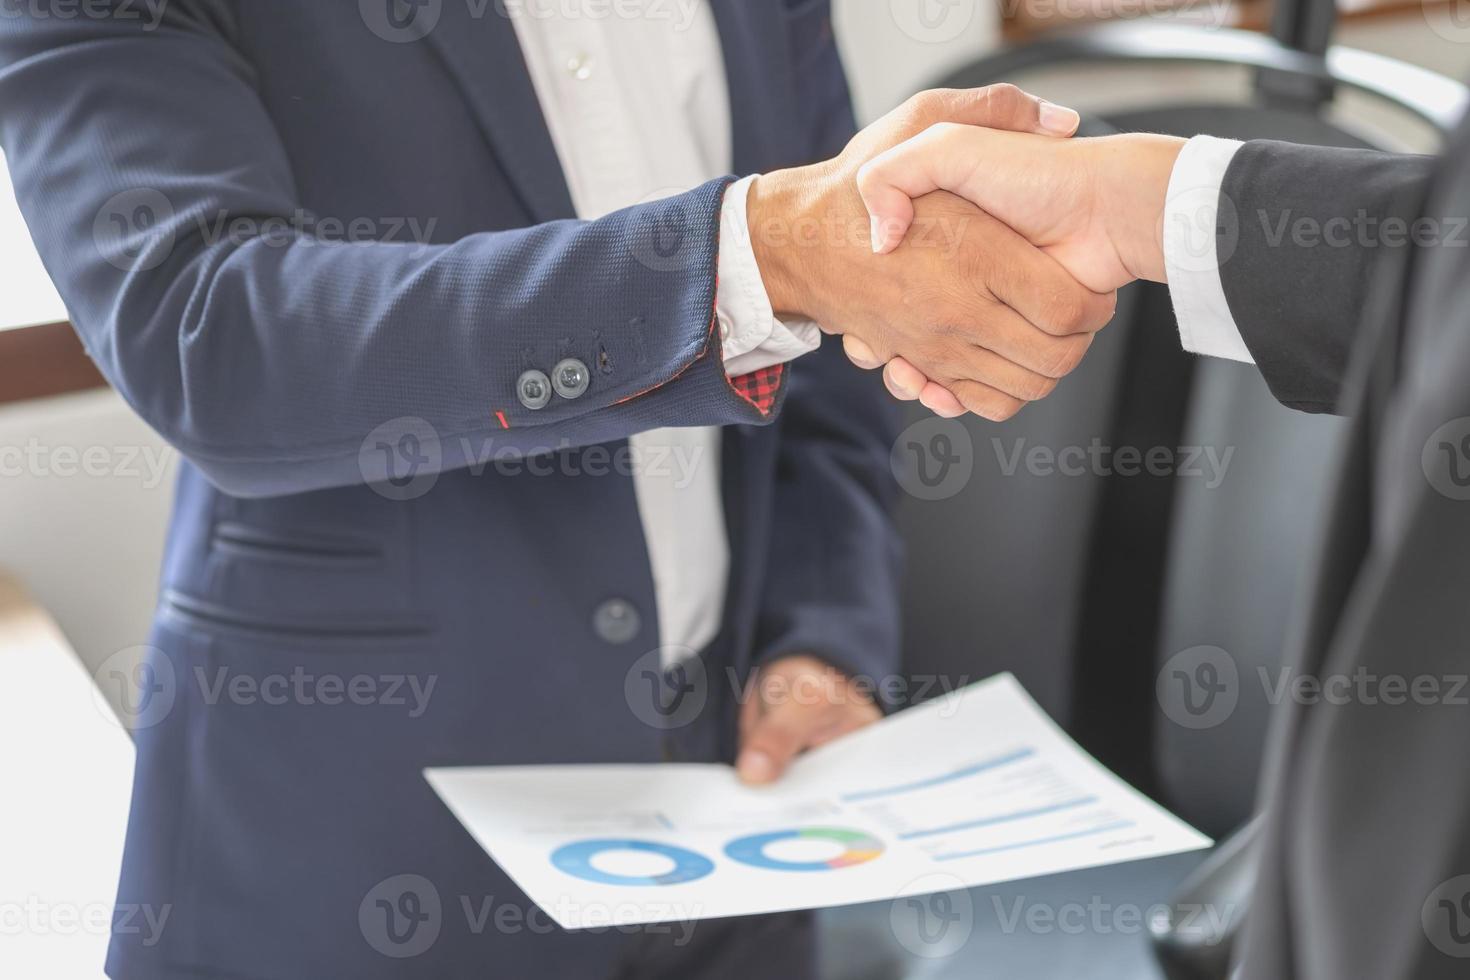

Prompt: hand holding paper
[735,654,882,786]
[425,675,1210,930]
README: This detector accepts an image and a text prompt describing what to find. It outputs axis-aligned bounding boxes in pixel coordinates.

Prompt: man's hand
[747,86,1118,421]
[736,655,881,785]
[853,127,1187,416]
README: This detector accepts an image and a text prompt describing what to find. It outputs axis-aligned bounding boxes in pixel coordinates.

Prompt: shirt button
[718,316,732,343]
[552,358,591,400]
[566,53,595,81]
[517,369,552,410]
[593,598,641,645]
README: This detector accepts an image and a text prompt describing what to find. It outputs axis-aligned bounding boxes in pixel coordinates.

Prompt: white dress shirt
[508,1,820,663]
[1163,135,1255,363]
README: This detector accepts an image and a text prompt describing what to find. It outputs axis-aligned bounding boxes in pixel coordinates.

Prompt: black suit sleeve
[1218,140,1436,413]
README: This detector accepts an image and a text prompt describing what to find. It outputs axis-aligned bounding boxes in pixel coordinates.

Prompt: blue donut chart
[550,839,715,887]
[724,827,886,872]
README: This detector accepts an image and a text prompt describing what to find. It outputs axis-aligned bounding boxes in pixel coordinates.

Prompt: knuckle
[983,82,1025,113]
[1022,373,1059,401]
[917,337,962,379]
[884,369,919,401]
[913,88,974,125]
[857,325,897,363]
[906,89,944,120]
[978,392,1026,422]
[1093,290,1121,331]
[952,382,995,419]
[1039,334,1092,379]
[928,120,964,142]
[843,334,880,369]
[1043,288,1091,336]
[939,330,986,367]
[959,387,1024,423]
[950,383,986,417]
[995,397,1026,421]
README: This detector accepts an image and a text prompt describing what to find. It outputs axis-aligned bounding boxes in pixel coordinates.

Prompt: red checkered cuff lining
[728,363,783,416]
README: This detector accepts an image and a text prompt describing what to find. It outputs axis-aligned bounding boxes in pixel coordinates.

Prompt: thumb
[916,84,1080,137]
[857,122,984,254]
[1036,100,1083,137]
[737,707,807,786]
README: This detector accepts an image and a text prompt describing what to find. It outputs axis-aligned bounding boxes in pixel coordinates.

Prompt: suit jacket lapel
[708,0,802,175]
[421,3,575,222]
[422,1,802,218]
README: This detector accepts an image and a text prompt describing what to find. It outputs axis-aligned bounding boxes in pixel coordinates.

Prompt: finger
[883,357,928,400]
[857,124,981,254]
[945,294,1094,381]
[803,701,882,751]
[880,358,968,418]
[910,84,1080,137]
[865,87,1081,253]
[946,378,1028,423]
[880,354,1035,421]
[737,706,809,785]
[738,671,763,739]
[843,334,882,369]
[983,219,1119,336]
[936,343,1059,403]
[1037,100,1082,137]
[919,382,967,418]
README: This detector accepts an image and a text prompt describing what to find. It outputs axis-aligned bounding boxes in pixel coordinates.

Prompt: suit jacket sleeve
[753,1,904,695]
[0,4,779,499]
[1218,139,1436,413]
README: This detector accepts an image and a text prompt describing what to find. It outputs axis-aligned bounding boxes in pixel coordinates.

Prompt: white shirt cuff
[1164,136,1254,365]
[716,175,822,376]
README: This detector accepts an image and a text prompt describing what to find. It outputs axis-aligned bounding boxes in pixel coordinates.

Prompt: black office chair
[820,10,1465,980]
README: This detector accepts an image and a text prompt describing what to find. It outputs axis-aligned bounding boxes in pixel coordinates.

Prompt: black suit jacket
[1217,137,1470,978]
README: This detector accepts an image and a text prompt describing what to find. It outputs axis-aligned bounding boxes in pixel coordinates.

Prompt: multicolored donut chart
[550,839,715,887]
[723,827,886,872]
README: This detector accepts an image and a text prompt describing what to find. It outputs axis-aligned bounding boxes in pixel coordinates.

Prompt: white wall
[0,152,170,684]
[833,0,1003,122]
[0,148,67,329]
[0,390,175,678]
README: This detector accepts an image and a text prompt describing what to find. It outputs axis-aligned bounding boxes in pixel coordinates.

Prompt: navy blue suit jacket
[0,1,902,976]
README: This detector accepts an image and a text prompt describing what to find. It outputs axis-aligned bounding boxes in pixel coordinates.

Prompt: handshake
[747,84,1186,419]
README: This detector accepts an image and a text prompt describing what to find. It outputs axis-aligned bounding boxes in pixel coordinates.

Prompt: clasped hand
[747,85,1117,421]
[749,84,1185,420]
[854,118,1186,417]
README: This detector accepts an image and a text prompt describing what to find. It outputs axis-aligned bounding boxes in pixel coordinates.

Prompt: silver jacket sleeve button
[592,598,641,645]
[552,358,591,400]
[517,369,552,410]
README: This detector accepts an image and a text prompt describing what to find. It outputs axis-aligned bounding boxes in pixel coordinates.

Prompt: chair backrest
[1153,359,1347,833]
[1110,103,1362,835]
[893,283,1137,725]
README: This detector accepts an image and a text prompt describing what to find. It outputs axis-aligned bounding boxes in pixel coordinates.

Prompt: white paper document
[425,674,1211,930]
